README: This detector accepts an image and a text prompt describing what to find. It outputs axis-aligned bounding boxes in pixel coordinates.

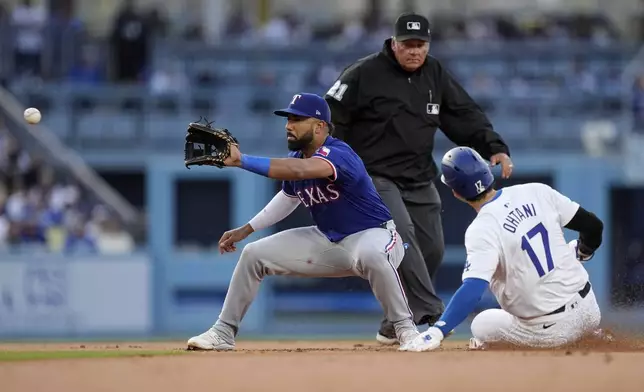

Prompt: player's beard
[287,127,315,151]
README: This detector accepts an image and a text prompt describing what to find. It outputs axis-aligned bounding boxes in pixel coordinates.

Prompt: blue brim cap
[274,108,314,118]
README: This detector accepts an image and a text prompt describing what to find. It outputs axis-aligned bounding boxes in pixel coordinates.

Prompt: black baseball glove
[184,119,239,169]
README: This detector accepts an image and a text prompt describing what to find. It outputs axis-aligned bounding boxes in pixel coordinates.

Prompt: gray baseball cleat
[187,327,235,351]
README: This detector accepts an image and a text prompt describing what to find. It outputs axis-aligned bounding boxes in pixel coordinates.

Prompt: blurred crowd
[0,0,630,85]
[0,1,636,118]
[223,9,622,48]
[0,116,135,254]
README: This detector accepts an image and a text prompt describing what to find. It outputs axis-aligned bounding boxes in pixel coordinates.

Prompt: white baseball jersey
[462,183,589,319]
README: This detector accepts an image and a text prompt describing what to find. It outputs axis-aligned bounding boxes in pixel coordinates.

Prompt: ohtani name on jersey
[296,184,340,207]
[503,203,537,233]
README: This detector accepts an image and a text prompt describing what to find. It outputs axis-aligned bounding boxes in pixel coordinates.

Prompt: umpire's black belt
[545,281,591,316]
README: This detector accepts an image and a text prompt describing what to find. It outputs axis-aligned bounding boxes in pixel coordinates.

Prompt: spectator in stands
[109,0,149,82]
[45,0,85,80]
[67,45,104,85]
[149,60,188,96]
[258,13,293,46]
[308,62,343,91]
[222,6,253,42]
[569,60,598,96]
[63,211,97,254]
[4,178,27,223]
[144,6,168,38]
[85,204,109,239]
[10,0,46,77]
[0,207,9,249]
[41,202,67,252]
[5,182,47,249]
[633,76,644,134]
[336,17,366,47]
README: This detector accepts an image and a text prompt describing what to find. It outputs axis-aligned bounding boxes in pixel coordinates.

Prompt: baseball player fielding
[185,93,419,350]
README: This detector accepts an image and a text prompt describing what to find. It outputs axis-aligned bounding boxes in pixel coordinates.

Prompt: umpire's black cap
[394,12,431,42]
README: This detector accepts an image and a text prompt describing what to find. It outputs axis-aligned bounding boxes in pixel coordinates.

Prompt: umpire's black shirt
[325,38,510,190]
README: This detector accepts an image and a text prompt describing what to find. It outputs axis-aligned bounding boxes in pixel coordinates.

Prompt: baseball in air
[24,107,41,124]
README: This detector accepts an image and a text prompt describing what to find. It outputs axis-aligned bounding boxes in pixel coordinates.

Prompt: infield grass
[0,349,188,362]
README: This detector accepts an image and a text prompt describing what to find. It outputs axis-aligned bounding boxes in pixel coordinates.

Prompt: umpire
[324,12,513,344]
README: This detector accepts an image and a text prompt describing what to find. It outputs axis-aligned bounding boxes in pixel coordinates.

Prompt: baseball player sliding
[401,147,603,352]
[186,93,420,350]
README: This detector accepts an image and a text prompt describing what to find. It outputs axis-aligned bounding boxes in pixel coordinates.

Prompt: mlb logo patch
[427,103,440,115]
[317,146,331,157]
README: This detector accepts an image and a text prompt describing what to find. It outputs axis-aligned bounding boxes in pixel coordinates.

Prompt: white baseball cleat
[187,327,235,351]
[399,326,443,352]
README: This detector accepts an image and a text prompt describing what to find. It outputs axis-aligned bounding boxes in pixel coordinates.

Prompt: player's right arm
[324,65,361,140]
[248,188,301,232]
[218,190,301,253]
[540,184,604,261]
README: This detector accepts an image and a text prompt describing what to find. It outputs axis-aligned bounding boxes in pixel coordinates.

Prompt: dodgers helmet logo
[474,180,486,194]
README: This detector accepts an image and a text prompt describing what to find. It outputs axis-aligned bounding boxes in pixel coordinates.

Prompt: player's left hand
[490,153,513,179]
[224,144,242,167]
[184,121,239,169]
[568,239,594,262]
[399,326,444,352]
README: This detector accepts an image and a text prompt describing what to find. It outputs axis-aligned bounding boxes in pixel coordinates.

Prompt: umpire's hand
[490,153,513,179]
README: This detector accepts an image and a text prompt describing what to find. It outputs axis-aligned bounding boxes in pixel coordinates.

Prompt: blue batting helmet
[440,147,494,200]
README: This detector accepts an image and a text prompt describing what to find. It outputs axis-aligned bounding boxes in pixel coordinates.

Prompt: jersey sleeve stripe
[311,156,338,181]
[281,189,299,198]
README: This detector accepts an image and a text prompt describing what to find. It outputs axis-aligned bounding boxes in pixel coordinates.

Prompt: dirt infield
[2,337,644,392]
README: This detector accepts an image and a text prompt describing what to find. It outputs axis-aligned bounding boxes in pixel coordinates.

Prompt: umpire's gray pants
[372,176,445,329]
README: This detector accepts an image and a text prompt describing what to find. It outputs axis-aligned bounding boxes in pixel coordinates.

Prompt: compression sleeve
[434,278,488,337]
[248,191,301,231]
[564,206,604,255]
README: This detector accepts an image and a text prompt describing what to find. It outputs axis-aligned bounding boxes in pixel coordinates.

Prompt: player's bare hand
[490,153,513,179]
[224,144,242,167]
[218,224,254,254]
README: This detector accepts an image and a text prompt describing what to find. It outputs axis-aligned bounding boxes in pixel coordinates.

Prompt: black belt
[545,281,591,316]
[379,222,388,229]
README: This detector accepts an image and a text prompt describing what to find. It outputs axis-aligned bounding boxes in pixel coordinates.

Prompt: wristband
[240,154,271,177]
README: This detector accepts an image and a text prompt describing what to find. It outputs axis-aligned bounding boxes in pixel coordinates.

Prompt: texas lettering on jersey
[282,136,391,242]
[296,184,340,207]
